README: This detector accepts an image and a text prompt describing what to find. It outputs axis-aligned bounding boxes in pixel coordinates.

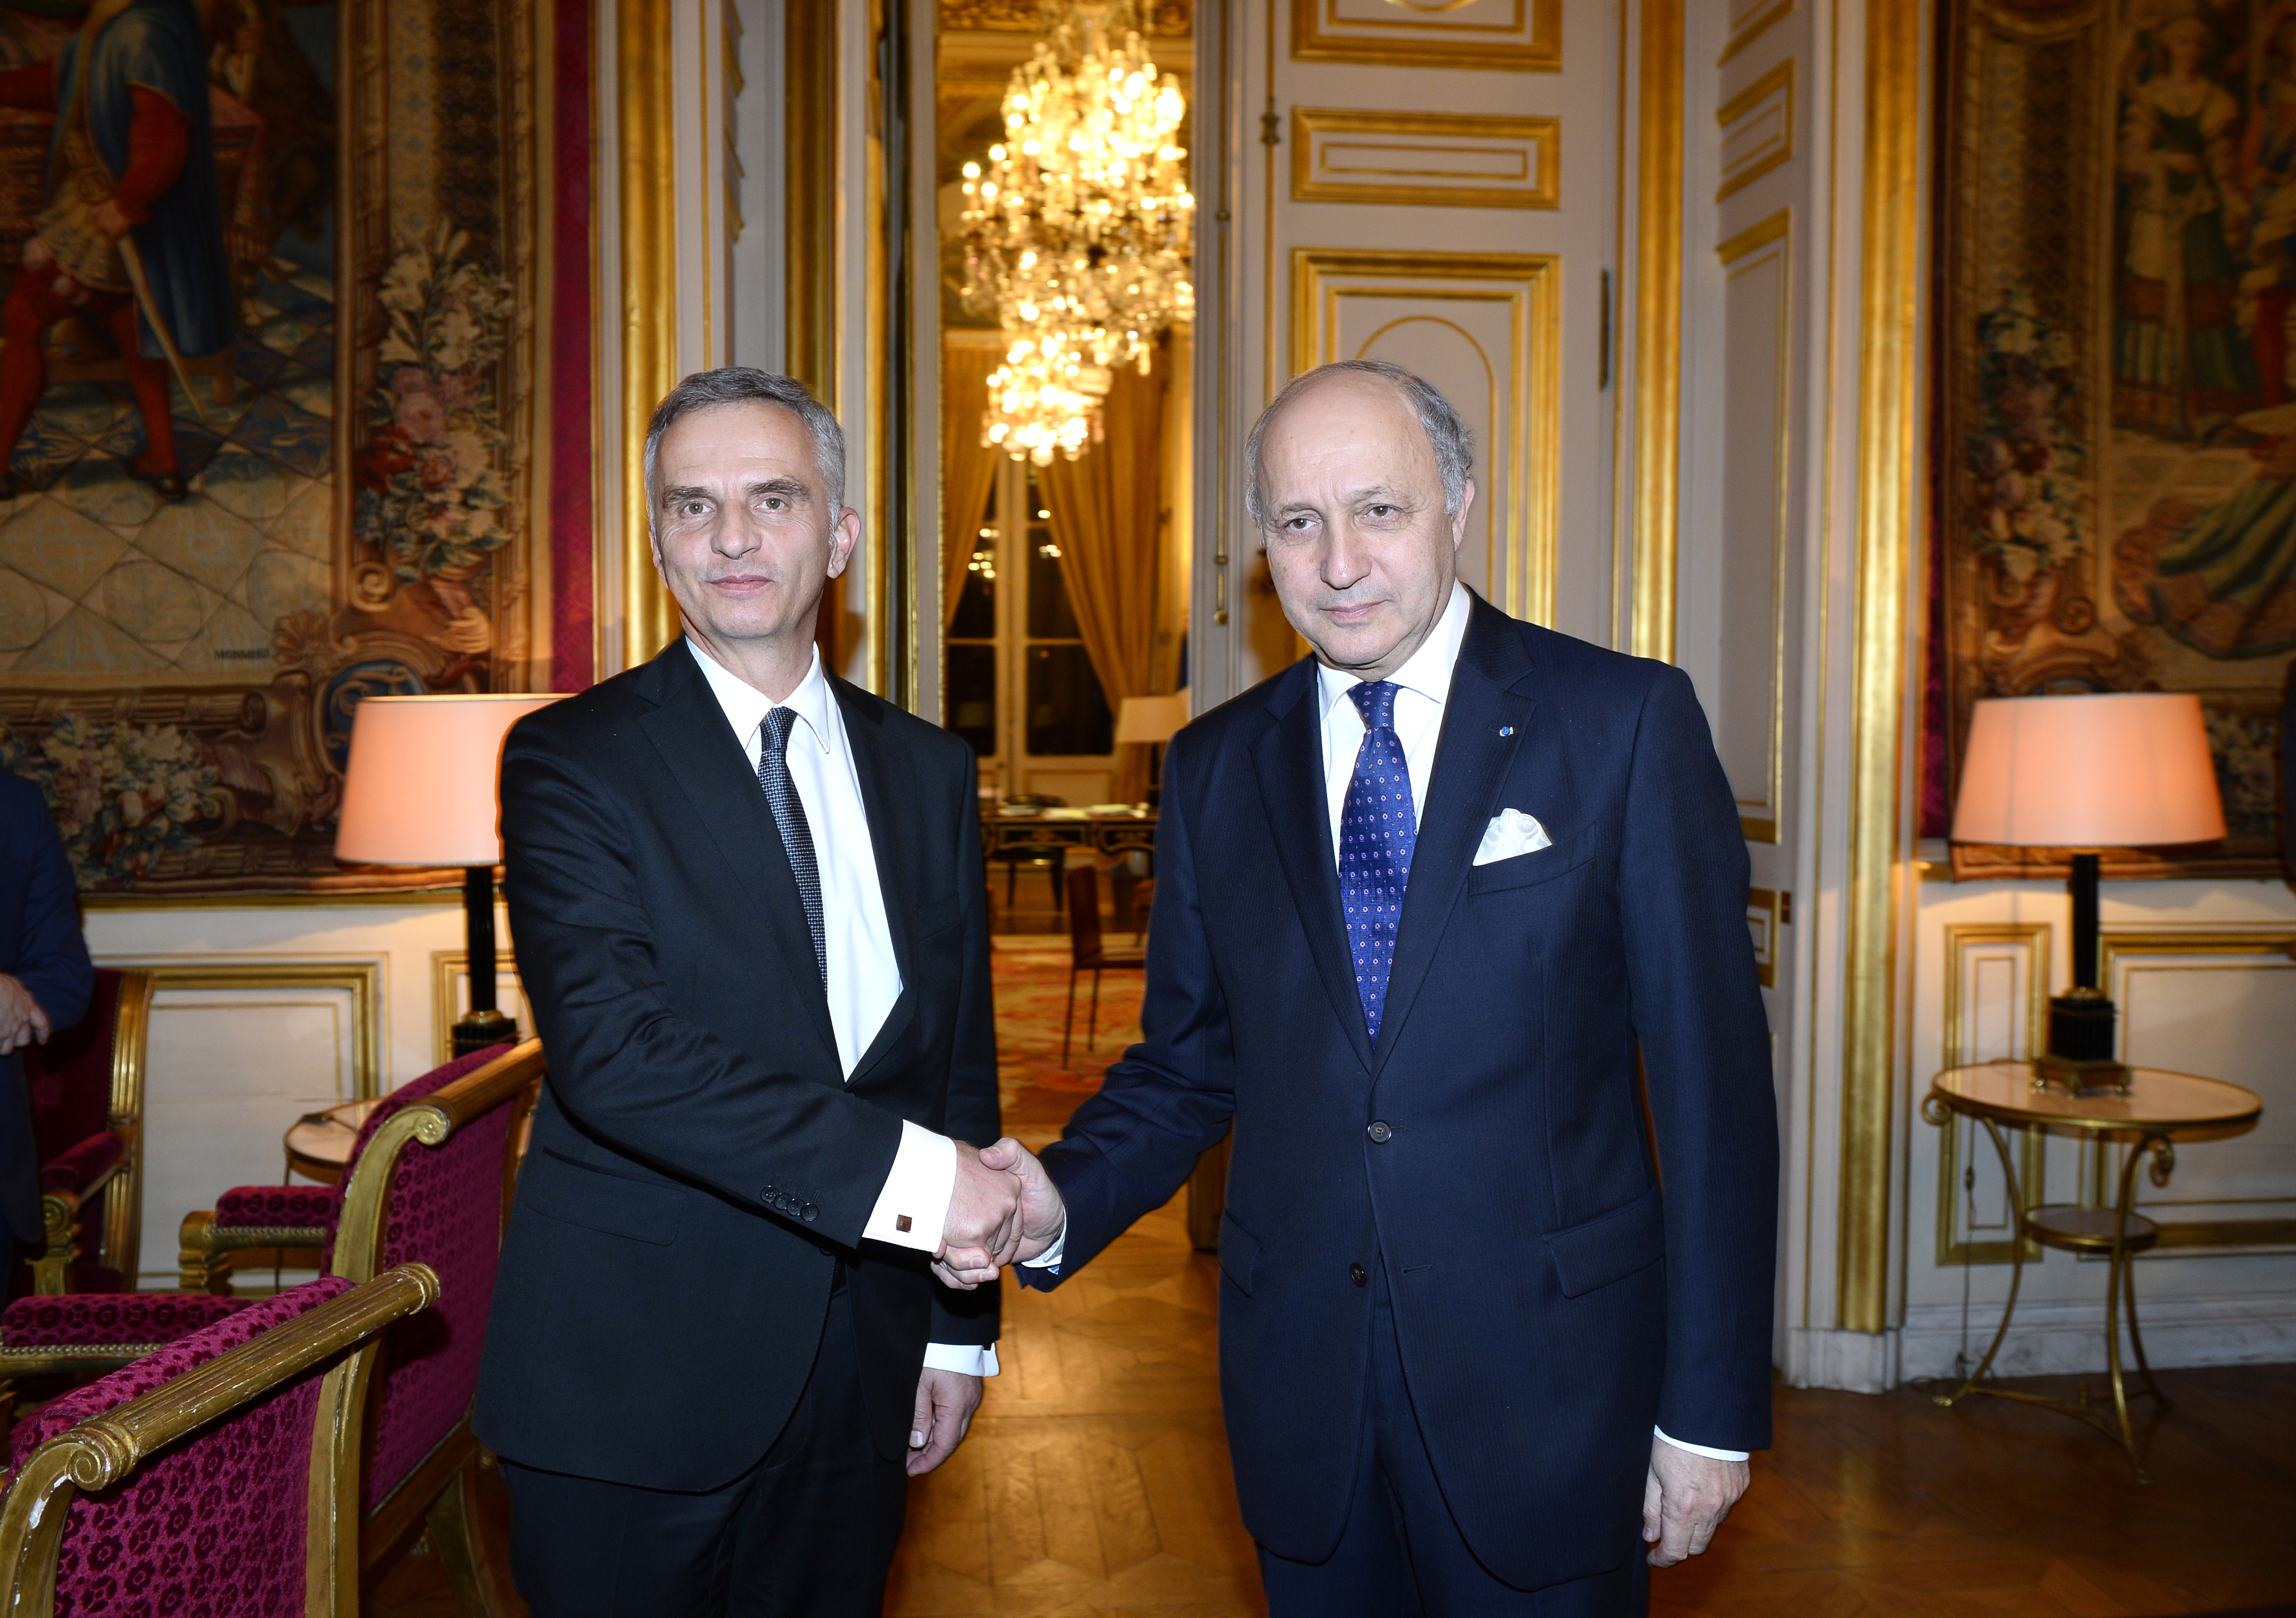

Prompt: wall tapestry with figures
[0,0,593,893]
[1940,0,2296,877]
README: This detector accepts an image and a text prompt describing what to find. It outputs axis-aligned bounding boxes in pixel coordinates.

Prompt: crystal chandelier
[959,0,1193,465]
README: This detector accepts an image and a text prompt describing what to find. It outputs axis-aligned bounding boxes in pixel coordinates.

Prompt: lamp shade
[1114,691,1189,746]
[1951,693,2226,848]
[334,694,561,866]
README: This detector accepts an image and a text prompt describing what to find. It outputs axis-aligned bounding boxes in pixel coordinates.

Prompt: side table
[1923,1060,2261,1480]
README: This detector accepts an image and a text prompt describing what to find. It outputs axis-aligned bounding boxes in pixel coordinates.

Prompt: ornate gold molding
[1716,208,1792,842]
[1629,0,1683,662]
[110,960,386,1101]
[618,0,679,668]
[1289,109,1561,210]
[430,951,528,1064]
[1935,923,2048,1265]
[1291,0,1560,71]
[2093,931,2296,1251]
[786,2,837,405]
[1715,57,1794,202]
[1838,0,1923,1335]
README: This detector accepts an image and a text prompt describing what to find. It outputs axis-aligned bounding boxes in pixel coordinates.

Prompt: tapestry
[0,0,558,892]
[1942,0,2296,877]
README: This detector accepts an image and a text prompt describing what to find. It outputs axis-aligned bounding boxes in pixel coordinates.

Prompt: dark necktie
[757,707,827,985]
[1338,680,1416,1044]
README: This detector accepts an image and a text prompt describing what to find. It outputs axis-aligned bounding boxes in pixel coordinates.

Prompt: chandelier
[959,0,1193,465]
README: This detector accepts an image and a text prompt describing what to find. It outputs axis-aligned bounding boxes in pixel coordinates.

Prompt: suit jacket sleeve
[8,781,92,1033]
[1618,665,1779,1452]
[501,719,904,1248]
[1021,729,1239,1287]
[931,754,1000,1345]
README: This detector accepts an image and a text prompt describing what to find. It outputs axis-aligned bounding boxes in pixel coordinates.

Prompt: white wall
[83,899,523,1289]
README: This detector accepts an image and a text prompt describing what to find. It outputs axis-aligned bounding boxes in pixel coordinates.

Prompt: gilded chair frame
[32,971,155,1296]
[329,1038,542,1615]
[0,1263,441,1618]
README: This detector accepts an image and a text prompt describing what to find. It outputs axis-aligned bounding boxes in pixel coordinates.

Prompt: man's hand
[908,1368,982,1475]
[91,200,127,240]
[931,1142,1022,1290]
[936,1139,1066,1287]
[1642,1437,1749,1566]
[0,974,51,1057]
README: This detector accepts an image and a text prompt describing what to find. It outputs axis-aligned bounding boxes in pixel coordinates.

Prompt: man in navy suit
[951,361,1778,1615]
[0,772,94,1264]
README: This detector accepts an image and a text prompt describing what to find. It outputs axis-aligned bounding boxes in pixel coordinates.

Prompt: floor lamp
[1114,691,1188,808]
[335,694,561,1057]
[1951,692,2225,1091]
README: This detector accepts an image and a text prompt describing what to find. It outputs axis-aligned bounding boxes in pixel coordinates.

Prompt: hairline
[642,372,846,531]
[1243,361,1473,531]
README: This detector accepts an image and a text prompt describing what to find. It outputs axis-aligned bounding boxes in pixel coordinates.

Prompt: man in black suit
[961,362,1778,1615]
[1,771,95,1269]
[474,368,1031,1616]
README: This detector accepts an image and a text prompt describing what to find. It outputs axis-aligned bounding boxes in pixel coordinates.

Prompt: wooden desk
[283,1097,385,1187]
[982,809,1157,909]
[1924,1060,2262,1479]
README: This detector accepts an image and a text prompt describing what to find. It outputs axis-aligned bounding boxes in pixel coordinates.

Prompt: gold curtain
[940,339,1002,625]
[1042,363,1165,805]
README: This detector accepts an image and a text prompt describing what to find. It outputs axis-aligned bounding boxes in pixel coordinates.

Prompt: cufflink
[896,1214,913,1233]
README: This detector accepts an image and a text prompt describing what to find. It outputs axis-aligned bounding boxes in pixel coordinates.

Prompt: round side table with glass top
[1923,1061,2261,1480]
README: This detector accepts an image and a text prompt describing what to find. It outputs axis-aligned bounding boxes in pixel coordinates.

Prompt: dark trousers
[1259,1268,1650,1618]
[499,1272,907,1618]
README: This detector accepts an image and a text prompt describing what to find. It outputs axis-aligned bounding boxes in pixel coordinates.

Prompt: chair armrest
[39,1131,125,1198]
[177,1209,332,1295]
[1,1292,249,1349]
[214,1185,340,1229]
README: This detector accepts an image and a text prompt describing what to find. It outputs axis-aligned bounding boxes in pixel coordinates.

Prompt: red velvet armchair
[0,1265,442,1614]
[177,1041,512,1296]
[11,968,154,1299]
[0,1039,542,1614]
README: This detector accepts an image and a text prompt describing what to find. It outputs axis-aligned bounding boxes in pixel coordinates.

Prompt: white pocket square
[1473,807,1553,866]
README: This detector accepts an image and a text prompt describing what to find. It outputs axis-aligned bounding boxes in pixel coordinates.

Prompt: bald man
[967,362,1778,1616]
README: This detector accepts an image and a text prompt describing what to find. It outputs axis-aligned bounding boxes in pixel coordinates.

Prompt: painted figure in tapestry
[2113,5,2296,662]
[0,0,231,501]
[2115,15,2256,438]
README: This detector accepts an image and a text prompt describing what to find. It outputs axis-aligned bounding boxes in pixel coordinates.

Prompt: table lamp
[1951,692,2225,1091]
[1114,691,1189,807]
[335,694,561,1056]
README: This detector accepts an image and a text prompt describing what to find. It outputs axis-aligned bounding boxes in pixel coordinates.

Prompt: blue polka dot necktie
[758,707,827,986]
[1339,680,1416,1044]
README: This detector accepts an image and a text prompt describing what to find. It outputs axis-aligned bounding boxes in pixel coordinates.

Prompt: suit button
[1349,1261,1368,1287]
[802,1204,818,1222]
[1366,1121,1393,1143]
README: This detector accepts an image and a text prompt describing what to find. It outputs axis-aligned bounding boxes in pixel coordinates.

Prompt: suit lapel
[834,678,923,1086]
[632,645,839,1060]
[1372,598,1536,1074]
[1251,662,1377,1072]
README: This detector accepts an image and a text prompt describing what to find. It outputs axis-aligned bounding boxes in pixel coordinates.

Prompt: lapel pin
[1498,725,1515,737]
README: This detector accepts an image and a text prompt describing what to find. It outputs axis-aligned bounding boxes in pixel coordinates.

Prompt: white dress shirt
[690,638,998,1378]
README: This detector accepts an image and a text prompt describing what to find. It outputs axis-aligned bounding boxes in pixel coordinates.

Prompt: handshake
[932,1138,1066,1290]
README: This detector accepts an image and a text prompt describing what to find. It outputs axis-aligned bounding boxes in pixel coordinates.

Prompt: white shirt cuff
[1019,1220,1067,1270]
[863,1121,956,1252]
[1655,1426,1748,1462]
[923,1341,1000,1377]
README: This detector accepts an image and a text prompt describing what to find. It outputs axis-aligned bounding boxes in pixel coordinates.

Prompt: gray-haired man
[474,368,1036,1616]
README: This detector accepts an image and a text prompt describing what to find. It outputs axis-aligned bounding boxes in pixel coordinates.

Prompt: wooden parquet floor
[886,1193,1262,1617]
[373,1140,2296,1617]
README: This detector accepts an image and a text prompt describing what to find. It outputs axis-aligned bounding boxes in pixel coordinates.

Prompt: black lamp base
[451,1006,518,1059]
[2037,988,2129,1093]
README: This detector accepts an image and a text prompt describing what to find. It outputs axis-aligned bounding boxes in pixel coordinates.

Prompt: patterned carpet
[992,943,1145,1136]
